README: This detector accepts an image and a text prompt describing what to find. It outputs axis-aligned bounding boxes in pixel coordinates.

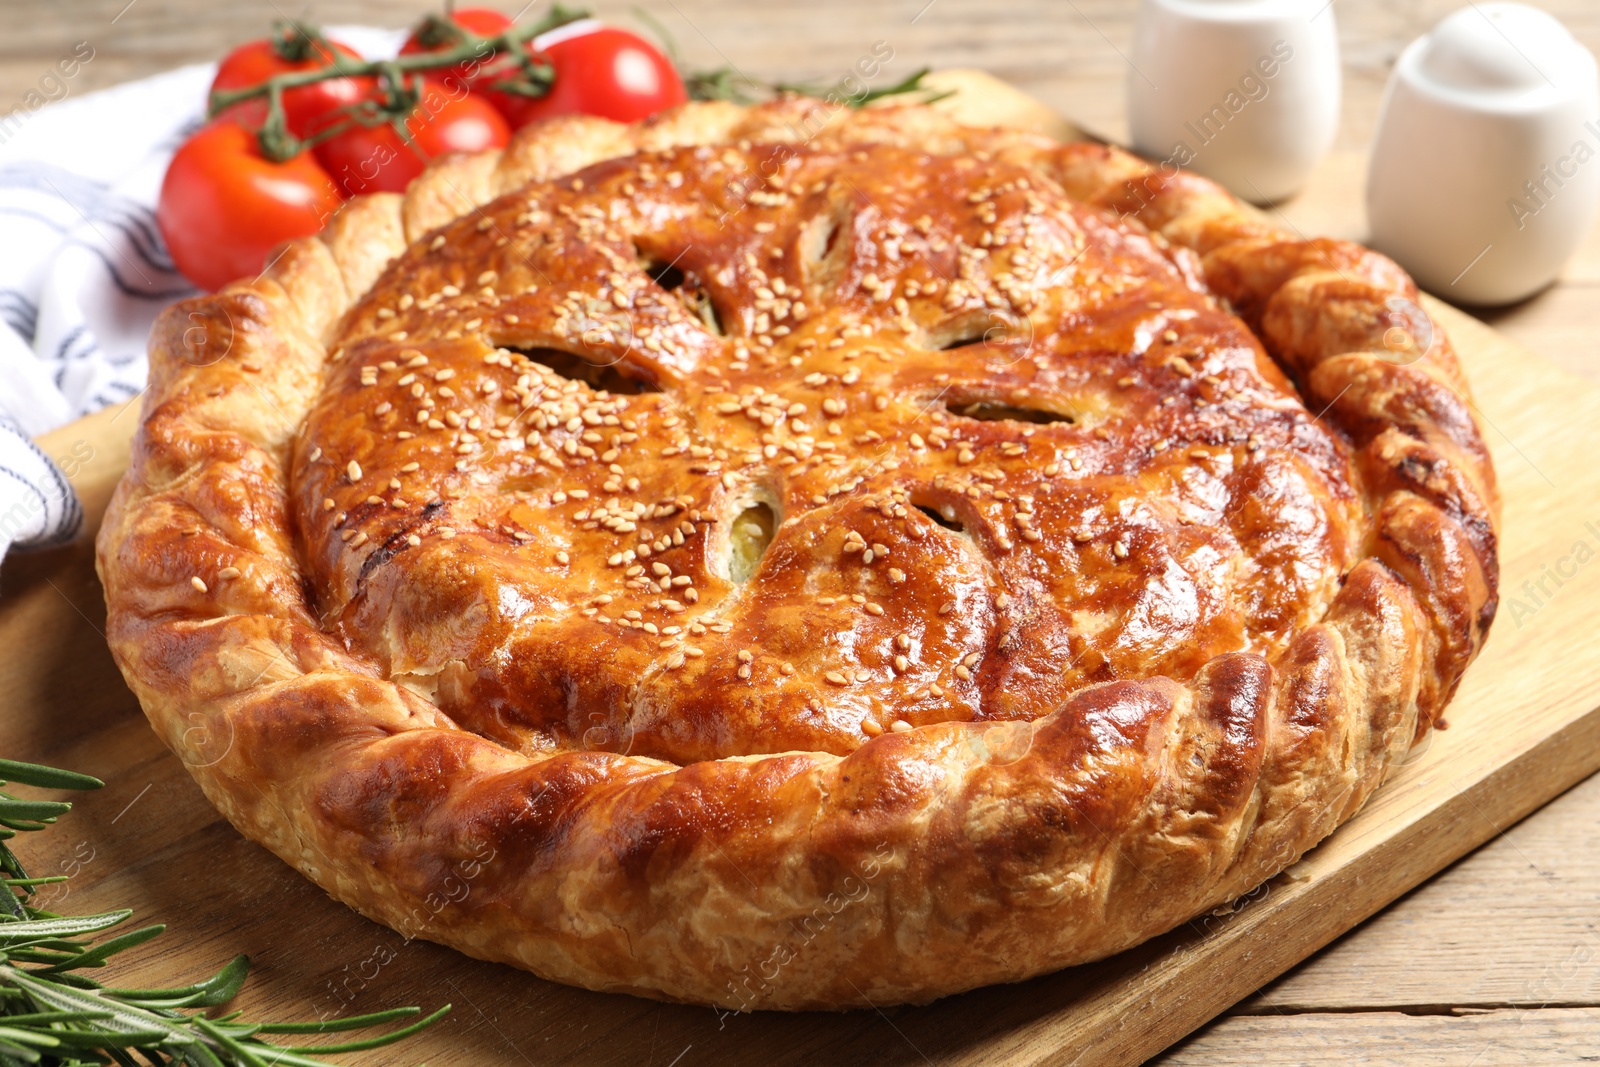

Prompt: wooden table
[3,1,1599,1062]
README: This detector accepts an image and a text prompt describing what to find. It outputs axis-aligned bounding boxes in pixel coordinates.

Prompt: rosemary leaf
[33,925,166,974]
[105,954,249,1008]
[0,803,71,827]
[248,1004,421,1034]
[0,763,101,793]
[0,913,131,946]
[0,1028,60,1050]
[270,1004,452,1055]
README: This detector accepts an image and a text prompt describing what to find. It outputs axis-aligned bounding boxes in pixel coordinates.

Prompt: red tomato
[210,35,369,138]
[399,7,514,90]
[159,115,342,292]
[491,27,687,127]
[313,87,511,198]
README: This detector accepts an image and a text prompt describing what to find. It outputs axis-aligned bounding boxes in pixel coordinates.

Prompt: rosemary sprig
[0,757,447,1065]
[630,7,951,108]
[682,64,951,107]
[778,67,954,108]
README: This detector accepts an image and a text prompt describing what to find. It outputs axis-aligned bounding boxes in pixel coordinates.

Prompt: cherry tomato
[490,27,687,127]
[159,113,342,292]
[399,7,513,90]
[211,34,369,138]
[313,87,511,198]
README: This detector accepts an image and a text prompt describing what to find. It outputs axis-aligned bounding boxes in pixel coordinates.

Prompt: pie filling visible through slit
[98,102,1498,1010]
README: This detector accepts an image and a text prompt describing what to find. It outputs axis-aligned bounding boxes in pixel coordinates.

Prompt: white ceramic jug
[1129,0,1341,204]
[1366,3,1600,306]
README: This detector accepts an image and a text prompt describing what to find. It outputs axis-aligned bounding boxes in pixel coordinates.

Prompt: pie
[96,96,1499,1010]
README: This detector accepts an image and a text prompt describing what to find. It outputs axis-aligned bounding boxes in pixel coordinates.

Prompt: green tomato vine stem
[208,6,590,163]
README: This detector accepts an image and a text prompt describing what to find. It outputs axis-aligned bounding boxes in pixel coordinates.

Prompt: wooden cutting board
[4,71,1600,1067]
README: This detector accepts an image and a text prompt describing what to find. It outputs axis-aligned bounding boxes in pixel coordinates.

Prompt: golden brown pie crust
[96,98,1498,1009]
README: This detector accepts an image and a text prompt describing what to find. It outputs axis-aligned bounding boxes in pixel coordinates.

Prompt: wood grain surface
[2,2,1599,1063]
[1160,1008,1600,1066]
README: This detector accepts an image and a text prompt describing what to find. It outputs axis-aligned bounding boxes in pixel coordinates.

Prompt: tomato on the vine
[169,15,689,292]
[159,106,343,292]
[491,26,687,127]
[210,35,369,138]
[313,87,511,198]
[399,7,514,90]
